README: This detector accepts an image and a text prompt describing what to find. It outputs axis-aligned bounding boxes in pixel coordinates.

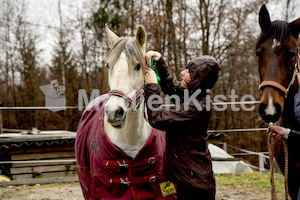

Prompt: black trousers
[176,183,215,200]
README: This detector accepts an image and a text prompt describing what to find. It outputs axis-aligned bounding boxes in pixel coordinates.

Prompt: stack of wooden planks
[9,145,77,180]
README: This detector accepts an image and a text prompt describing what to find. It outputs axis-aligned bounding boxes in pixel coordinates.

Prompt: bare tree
[13,1,44,129]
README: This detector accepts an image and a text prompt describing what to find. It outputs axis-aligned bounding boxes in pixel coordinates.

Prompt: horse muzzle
[259,102,281,123]
[105,105,126,128]
[258,85,285,123]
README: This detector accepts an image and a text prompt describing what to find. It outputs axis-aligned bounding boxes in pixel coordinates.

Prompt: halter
[108,85,145,113]
[258,53,300,98]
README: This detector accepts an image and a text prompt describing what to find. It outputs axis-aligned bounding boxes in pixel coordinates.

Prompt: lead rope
[267,123,289,200]
[282,139,289,200]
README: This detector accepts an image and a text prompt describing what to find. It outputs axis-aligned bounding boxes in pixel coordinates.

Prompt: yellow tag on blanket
[159,181,176,197]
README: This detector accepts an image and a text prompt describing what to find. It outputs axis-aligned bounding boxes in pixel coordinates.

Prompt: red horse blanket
[75,94,176,200]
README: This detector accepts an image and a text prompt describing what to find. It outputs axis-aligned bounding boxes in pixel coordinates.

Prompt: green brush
[150,56,161,84]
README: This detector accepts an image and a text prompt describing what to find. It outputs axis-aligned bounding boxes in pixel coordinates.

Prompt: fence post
[258,153,265,172]
[223,142,227,152]
[0,102,3,134]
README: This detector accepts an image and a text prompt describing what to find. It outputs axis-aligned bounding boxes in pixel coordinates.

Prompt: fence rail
[0,101,261,110]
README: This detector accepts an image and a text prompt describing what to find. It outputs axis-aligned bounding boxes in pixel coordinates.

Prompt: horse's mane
[106,37,146,69]
[255,20,291,50]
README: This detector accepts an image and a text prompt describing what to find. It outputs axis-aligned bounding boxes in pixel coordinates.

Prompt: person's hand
[145,67,158,84]
[268,125,287,137]
[297,73,300,85]
[145,51,162,63]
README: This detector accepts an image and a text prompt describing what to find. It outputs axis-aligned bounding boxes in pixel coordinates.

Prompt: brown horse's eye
[287,50,297,59]
[135,63,141,70]
[256,49,263,59]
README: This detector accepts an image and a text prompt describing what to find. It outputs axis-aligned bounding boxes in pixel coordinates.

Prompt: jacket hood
[186,55,221,90]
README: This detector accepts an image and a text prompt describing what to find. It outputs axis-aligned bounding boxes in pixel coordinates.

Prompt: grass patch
[216,172,285,192]
[32,171,42,179]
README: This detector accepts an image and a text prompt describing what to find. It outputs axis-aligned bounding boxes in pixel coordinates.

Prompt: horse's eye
[135,63,141,70]
[287,50,297,59]
[255,48,263,59]
[256,50,263,59]
[106,63,109,69]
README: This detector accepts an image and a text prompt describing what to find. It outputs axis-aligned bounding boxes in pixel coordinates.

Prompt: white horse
[104,25,152,158]
[76,25,173,199]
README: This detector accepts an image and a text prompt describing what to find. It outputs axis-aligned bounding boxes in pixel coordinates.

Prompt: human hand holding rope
[268,125,290,139]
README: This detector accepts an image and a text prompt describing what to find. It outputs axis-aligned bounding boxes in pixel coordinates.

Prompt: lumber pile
[9,145,77,180]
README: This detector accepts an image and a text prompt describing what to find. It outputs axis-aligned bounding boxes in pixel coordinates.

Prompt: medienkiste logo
[39,80,66,112]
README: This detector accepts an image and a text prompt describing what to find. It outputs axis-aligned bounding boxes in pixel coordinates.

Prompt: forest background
[0,0,299,167]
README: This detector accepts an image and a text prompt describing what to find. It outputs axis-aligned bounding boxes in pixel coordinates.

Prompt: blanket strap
[104,171,164,186]
[102,154,163,187]
[102,154,162,168]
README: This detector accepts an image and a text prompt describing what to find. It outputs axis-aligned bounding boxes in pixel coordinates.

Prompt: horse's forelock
[255,20,291,50]
[106,37,145,70]
[272,20,290,45]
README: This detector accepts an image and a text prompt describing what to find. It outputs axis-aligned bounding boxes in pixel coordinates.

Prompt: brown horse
[256,4,300,200]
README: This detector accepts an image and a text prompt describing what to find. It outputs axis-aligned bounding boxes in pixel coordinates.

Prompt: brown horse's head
[256,5,300,123]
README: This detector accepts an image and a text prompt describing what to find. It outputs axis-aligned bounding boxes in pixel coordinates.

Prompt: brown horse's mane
[255,20,291,50]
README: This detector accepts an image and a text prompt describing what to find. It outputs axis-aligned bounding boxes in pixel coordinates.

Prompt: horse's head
[104,25,146,128]
[256,5,300,123]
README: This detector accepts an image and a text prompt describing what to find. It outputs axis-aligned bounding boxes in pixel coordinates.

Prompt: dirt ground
[0,182,274,200]
[216,185,271,200]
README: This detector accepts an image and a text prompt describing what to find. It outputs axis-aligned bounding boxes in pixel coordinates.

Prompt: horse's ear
[259,4,271,30]
[135,25,146,52]
[289,18,300,39]
[105,24,121,49]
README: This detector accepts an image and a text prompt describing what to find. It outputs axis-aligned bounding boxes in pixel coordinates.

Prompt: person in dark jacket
[144,50,220,200]
[268,73,300,200]
[294,73,300,124]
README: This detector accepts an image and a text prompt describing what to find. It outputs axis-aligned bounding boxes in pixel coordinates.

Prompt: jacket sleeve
[145,83,209,131]
[294,90,300,124]
[288,130,300,140]
[155,57,181,96]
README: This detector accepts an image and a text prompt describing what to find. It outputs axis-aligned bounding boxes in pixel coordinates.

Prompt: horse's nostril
[259,103,267,115]
[259,103,266,111]
[274,103,281,114]
[115,107,124,119]
[105,105,125,121]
